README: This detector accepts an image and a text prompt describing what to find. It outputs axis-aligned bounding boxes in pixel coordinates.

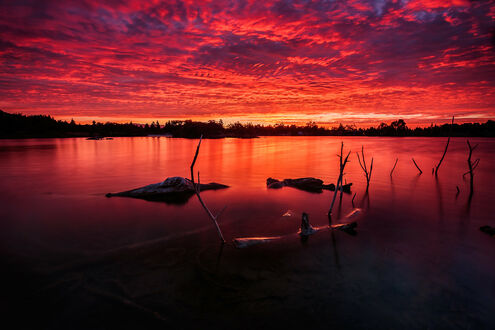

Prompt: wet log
[233,208,363,248]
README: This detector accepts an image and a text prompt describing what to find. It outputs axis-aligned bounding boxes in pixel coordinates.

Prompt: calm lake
[1,136,494,329]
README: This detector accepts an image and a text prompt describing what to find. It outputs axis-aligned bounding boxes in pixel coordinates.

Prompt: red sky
[1,0,494,126]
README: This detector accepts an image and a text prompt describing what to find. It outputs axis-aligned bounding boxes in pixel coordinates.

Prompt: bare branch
[412,158,423,174]
[390,157,398,176]
[329,142,351,216]
[356,146,373,191]
[356,152,366,172]
[434,116,454,175]
[472,158,480,170]
[190,136,226,243]
[190,135,203,183]
[361,146,368,173]
[466,139,479,196]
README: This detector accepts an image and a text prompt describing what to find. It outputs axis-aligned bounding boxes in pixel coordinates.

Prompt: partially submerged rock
[480,226,495,236]
[266,177,350,193]
[334,222,357,235]
[106,176,229,205]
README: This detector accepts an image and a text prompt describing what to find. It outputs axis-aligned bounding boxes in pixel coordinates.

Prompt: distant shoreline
[1,110,494,138]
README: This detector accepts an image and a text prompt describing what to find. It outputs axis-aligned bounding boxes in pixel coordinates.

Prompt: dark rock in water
[480,226,495,236]
[266,177,284,189]
[268,181,285,189]
[266,177,343,193]
[106,176,229,205]
[283,178,324,192]
[266,178,278,185]
[341,183,352,193]
[322,183,336,191]
[335,221,357,235]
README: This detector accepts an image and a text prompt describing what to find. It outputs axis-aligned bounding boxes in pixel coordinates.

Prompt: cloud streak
[0,0,494,125]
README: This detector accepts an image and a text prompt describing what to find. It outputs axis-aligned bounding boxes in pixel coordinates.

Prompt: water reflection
[1,136,495,329]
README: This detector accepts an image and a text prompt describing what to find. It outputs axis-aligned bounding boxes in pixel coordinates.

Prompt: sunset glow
[1,0,494,125]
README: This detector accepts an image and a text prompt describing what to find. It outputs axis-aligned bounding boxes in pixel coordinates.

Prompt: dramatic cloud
[0,0,494,125]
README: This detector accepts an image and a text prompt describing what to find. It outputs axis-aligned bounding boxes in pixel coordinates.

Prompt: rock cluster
[266,177,352,193]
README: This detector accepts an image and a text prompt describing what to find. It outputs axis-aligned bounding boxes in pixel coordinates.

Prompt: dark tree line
[1,110,494,139]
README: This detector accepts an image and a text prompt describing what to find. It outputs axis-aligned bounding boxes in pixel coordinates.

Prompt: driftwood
[233,208,363,248]
[390,158,398,176]
[411,158,422,174]
[329,142,351,216]
[434,116,454,176]
[466,140,479,196]
[356,146,373,191]
[191,136,226,243]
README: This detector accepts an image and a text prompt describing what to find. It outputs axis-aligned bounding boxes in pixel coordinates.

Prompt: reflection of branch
[411,158,423,174]
[328,142,351,216]
[390,158,398,176]
[434,116,454,175]
[191,135,226,243]
[356,146,373,191]
[466,140,479,197]
[462,158,480,177]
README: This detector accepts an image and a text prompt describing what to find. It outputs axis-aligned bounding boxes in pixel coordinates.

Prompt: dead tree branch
[412,158,422,174]
[191,135,226,243]
[390,158,398,176]
[466,140,479,196]
[356,146,373,191]
[434,116,454,176]
[328,142,351,217]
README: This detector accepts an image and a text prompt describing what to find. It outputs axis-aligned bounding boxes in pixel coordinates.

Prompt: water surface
[1,136,494,329]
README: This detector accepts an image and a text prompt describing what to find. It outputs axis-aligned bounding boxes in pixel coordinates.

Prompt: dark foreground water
[0,136,494,329]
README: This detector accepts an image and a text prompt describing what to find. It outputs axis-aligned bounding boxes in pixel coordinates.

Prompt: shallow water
[0,136,494,329]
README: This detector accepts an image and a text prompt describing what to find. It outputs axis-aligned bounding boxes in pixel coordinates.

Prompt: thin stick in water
[356,146,373,191]
[191,135,226,243]
[466,140,479,196]
[328,142,351,216]
[390,158,398,176]
[434,116,454,176]
[412,158,423,174]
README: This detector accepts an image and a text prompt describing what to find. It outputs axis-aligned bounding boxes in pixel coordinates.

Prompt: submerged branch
[434,116,454,176]
[356,146,373,191]
[466,140,479,196]
[329,142,351,216]
[191,135,226,243]
[390,158,398,176]
[412,158,423,174]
